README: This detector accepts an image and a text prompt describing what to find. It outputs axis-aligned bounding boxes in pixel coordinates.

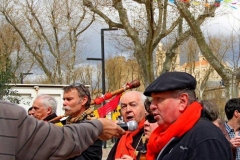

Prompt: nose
[150,102,157,112]
[63,100,67,106]
[31,109,36,113]
[144,120,149,126]
[125,105,132,112]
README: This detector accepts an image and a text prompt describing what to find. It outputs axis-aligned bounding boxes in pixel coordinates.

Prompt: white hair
[36,94,57,113]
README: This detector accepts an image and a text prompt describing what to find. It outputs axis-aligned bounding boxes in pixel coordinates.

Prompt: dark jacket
[43,113,58,121]
[157,118,233,160]
[65,116,103,160]
[44,113,63,126]
[107,128,144,160]
[67,139,102,160]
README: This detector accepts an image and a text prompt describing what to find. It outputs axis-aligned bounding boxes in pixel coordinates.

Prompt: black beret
[144,72,196,96]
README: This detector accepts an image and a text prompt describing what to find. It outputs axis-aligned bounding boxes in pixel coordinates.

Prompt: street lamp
[20,72,33,84]
[87,28,118,96]
[87,28,118,149]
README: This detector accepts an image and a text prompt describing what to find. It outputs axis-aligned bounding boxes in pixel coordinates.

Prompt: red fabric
[115,118,145,159]
[146,102,202,160]
[97,94,121,118]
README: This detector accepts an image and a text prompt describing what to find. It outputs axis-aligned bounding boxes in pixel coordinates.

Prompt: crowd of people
[1,71,240,160]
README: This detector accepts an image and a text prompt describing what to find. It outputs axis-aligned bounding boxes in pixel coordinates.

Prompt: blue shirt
[225,122,240,160]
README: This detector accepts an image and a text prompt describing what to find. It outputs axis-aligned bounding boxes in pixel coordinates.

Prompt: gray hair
[171,89,197,104]
[140,92,147,104]
[120,91,147,105]
[63,84,91,109]
[200,100,219,121]
[36,94,57,113]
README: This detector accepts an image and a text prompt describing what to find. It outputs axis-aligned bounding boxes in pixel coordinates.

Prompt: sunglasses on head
[145,114,157,123]
[73,83,89,96]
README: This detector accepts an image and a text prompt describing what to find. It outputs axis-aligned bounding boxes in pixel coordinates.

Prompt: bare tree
[105,55,143,92]
[161,3,220,74]
[179,33,234,99]
[105,56,126,91]
[83,0,221,87]
[0,23,19,76]
[0,23,33,83]
[155,42,180,75]
[0,23,25,102]
[73,63,102,99]
[83,0,184,87]
[0,0,95,84]
[176,1,240,99]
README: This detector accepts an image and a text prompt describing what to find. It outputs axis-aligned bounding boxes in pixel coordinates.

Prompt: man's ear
[81,96,88,106]
[178,93,189,112]
[47,107,52,114]
[234,110,239,118]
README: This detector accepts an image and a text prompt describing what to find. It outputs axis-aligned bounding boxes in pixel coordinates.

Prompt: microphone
[118,120,138,131]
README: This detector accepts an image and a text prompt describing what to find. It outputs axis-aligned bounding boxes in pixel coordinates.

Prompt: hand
[115,154,134,160]
[230,136,240,147]
[98,118,125,140]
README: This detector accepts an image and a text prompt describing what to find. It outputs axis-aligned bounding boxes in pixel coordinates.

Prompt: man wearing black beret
[144,71,233,160]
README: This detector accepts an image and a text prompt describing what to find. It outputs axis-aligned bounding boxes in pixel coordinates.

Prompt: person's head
[143,98,158,139]
[200,100,219,122]
[63,83,91,117]
[120,91,146,124]
[31,94,57,120]
[144,114,158,140]
[225,98,240,120]
[144,72,197,131]
[28,107,34,116]
[144,98,152,114]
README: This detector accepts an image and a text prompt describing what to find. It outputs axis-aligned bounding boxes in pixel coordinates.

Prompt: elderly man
[62,84,102,160]
[107,91,147,160]
[0,100,125,159]
[31,94,59,122]
[144,72,233,160]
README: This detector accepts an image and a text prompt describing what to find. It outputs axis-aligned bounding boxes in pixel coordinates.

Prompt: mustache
[62,106,71,111]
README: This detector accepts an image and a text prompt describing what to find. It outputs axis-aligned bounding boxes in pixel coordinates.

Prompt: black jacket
[106,128,144,160]
[43,113,58,121]
[64,117,103,160]
[157,118,233,160]
[68,139,102,160]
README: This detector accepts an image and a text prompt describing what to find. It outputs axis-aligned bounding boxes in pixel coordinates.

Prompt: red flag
[97,94,121,118]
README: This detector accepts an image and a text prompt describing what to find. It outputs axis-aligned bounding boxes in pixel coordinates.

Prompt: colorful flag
[97,94,122,118]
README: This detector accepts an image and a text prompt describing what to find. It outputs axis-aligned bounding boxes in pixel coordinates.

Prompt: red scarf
[115,118,145,159]
[146,102,202,160]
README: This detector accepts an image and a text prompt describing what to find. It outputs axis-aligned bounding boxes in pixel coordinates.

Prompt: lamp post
[20,72,33,84]
[87,28,118,96]
[87,28,118,149]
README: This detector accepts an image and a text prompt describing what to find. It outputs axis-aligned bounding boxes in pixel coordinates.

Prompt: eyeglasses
[73,83,89,97]
[145,114,157,123]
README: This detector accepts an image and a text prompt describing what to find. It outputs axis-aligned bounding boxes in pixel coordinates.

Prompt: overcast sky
[204,6,240,34]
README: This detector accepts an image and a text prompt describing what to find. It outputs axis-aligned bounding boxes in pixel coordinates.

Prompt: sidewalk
[102,147,112,160]
[101,139,118,160]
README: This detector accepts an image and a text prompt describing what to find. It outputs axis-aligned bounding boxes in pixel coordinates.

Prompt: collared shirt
[225,122,240,160]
